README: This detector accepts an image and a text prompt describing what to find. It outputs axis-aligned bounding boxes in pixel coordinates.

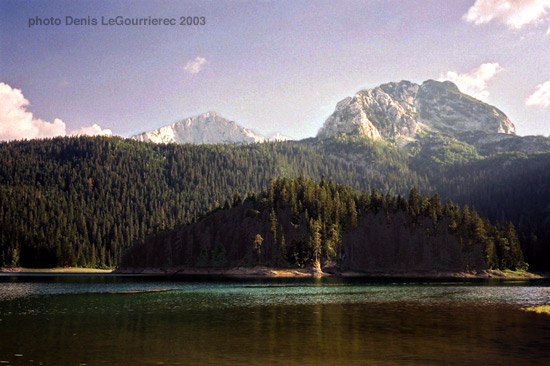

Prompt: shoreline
[1,266,545,279]
[115,266,545,279]
[0,267,114,274]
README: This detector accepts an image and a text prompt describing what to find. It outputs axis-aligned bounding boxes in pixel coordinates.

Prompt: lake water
[1,275,550,366]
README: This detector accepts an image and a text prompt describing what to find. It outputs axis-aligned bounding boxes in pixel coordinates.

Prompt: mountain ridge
[317,79,516,141]
[132,111,292,144]
[3,78,550,271]
[132,80,519,146]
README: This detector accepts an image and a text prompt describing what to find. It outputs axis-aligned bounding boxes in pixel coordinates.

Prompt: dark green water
[1,275,550,366]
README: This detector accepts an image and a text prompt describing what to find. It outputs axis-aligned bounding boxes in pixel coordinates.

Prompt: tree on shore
[253,234,263,265]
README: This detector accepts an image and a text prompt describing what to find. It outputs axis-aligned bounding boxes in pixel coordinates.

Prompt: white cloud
[70,124,112,136]
[0,82,67,140]
[184,56,207,74]
[464,0,550,29]
[526,80,550,107]
[439,63,504,102]
[0,82,112,141]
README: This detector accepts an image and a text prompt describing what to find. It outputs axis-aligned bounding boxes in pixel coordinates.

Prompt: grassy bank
[1,267,114,274]
[455,269,543,279]
[523,306,550,315]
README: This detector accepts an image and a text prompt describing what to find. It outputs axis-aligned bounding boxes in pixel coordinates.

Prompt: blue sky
[1,0,549,140]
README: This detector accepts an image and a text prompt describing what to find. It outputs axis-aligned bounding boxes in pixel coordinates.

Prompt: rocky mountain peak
[131,112,267,144]
[378,80,420,102]
[131,112,293,145]
[421,79,460,93]
[317,79,516,140]
[417,80,515,135]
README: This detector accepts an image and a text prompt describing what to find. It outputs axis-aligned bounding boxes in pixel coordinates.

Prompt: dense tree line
[122,177,526,271]
[0,134,547,270]
[431,152,550,270]
[405,133,550,270]
[0,136,424,268]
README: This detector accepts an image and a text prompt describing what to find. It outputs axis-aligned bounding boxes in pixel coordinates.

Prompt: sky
[1,0,549,141]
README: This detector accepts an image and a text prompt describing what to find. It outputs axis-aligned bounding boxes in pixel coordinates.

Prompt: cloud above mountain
[0,82,112,141]
[70,124,113,136]
[439,63,503,102]
[184,56,208,74]
[463,0,550,29]
[526,81,550,107]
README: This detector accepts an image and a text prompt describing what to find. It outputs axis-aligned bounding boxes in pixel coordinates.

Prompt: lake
[0,275,549,365]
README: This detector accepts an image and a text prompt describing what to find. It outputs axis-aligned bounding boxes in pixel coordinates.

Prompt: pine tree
[408,187,421,217]
[253,234,263,265]
[269,208,278,245]
[309,218,322,269]
[279,225,286,261]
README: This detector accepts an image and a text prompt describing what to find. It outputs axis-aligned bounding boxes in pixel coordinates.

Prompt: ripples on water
[0,275,549,366]
[1,275,549,308]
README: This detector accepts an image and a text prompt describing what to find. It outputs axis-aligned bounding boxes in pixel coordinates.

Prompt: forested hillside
[432,152,550,270]
[0,136,423,268]
[121,178,526,272]
[1,135,549,270]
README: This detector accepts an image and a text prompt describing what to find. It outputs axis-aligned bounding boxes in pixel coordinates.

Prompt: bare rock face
[417,80,515,135]
[317,80,516,140]
[132,112,292,144]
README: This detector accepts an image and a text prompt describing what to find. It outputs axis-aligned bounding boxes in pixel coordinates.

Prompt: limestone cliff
[317,80,515,140]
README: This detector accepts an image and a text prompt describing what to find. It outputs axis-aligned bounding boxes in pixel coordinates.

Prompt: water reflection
[0,276,549,365]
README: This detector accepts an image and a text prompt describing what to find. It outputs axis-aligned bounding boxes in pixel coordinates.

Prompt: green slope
[0,136,423,268]
[1,133,550,270]
[121,177,526,272]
